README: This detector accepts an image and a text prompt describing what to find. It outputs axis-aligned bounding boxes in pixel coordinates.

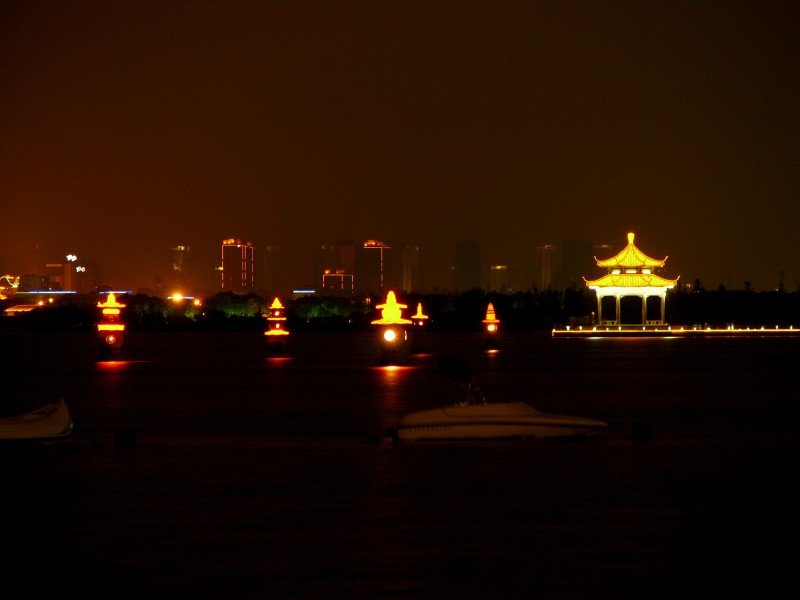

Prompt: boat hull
[0,399,74,442]
[394,402,608,441]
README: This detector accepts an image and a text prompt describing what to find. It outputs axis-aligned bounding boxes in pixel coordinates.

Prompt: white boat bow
[0,398,74,442]
[392,401,608,441]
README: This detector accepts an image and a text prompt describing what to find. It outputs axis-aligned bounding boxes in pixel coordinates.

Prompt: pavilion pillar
[642,294,647,325]
[615,295,620,325]
[596,294,603,323]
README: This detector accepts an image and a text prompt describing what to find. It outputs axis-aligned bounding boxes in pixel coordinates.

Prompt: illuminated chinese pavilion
[584,233,679,326]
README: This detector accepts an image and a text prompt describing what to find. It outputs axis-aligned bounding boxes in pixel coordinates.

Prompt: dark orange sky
[2,1,799,293]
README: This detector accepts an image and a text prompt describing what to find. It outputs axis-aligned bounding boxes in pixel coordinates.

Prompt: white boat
[0,398,74,442]
[391,401,609,441]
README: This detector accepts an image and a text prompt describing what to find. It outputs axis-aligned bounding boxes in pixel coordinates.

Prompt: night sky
[2,1,799,293]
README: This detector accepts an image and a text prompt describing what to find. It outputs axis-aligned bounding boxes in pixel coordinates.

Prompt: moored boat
[391,401,609,441]
[0,398,74,442]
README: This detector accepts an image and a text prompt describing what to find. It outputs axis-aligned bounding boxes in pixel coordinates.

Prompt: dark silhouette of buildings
[455,240,482,291]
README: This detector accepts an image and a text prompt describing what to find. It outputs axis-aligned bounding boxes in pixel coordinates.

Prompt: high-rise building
[402,244,421,293]
[322,270,354,295]
[535,244,555,291]
[555,240,599,291]
[260,245,280,295]
[489,265,509,293]
[455,240,482,292]
[170,245,190,290]
[221,238,255,291]
[313,240,357,294]
[357,240,392,294]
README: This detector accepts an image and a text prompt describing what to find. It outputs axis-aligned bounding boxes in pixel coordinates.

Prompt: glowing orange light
[267,298,286,321]
[371,291,412,325]
[98,293,126,309]
[172,292,184,302]
[97,292,126,335]
[411,303,428,325]
[384,329,397,342]
[265,297,290,337]
[482,303,500,327]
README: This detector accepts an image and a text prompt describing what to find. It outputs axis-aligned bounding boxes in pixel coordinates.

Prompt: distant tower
[402,244,421,293]
[358,240,392,294]
[335,240,357,275]
[556,240,596,290]
[536,245,555,290]
[261,245,280,295]
[171,245,190,289]
[221,238,255,291]
[171,245,189,274]
[489,265,509,293]
[455,240,481,292]
[314,240,357,294]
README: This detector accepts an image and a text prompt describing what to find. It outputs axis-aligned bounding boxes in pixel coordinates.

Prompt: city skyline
[2,2,799,293]
[3,230,789,298]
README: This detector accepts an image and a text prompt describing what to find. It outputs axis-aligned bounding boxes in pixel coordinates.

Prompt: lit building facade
[313,240,356,293]
[221,238,255,291]
[322,270,354,295]
[358,240,392,294]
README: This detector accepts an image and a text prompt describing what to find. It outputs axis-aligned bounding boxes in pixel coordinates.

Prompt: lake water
[3,331,800,598]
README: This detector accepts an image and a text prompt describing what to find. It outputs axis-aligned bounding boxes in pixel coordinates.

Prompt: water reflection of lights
[96,360,133,369]
[380,364,407,372]
[373,365,413,413]
[265,356,292,364]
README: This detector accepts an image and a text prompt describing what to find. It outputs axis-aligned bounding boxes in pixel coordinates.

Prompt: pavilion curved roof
[595,233,667,268]
[584,273,679,288]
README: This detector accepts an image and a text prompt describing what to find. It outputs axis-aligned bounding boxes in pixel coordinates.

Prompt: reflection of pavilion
[584,233,679,326]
